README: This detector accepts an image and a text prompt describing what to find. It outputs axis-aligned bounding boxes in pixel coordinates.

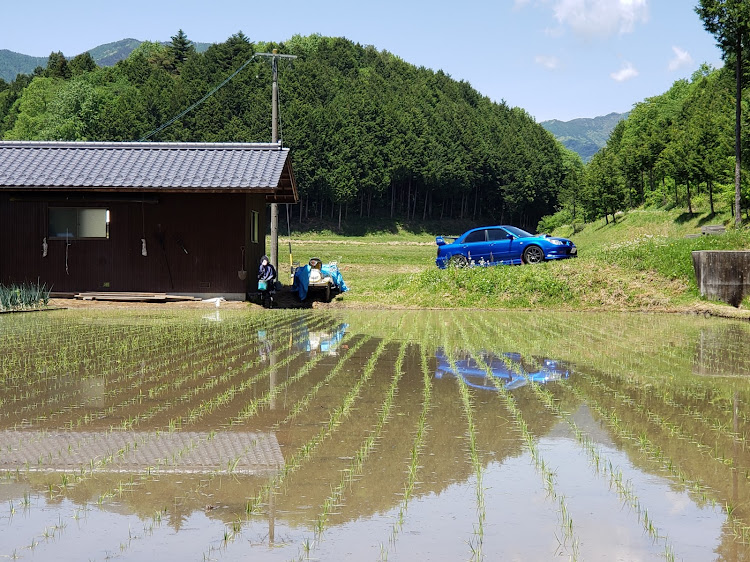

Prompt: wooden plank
[74,292,168,301]
[73,292,203,302]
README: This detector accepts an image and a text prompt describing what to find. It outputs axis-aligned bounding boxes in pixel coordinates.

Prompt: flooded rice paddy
[1,308,750,561]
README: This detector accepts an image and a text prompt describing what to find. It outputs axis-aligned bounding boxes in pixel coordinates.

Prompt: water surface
[0,308,748,560]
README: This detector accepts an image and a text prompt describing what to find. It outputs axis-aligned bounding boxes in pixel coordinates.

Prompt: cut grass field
[279,205,750,316]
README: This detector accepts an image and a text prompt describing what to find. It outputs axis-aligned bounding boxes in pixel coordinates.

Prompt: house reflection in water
[435,349,571,390]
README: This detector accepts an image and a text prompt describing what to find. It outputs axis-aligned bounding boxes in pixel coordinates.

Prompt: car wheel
[448,254,468,268]
[522,245,544,264]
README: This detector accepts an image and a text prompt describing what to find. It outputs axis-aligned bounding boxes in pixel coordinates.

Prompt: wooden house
[0,141,298,300]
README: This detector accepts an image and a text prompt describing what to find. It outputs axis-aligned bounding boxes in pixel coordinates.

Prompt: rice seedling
[304,340,407,556]
[450,315,582,559]
[382,341,433,559]
[2,309,749,560]
[440,344,486,561]
[243,324,399,534]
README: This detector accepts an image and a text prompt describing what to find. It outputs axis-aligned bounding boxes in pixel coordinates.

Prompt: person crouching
[257,255,276,308]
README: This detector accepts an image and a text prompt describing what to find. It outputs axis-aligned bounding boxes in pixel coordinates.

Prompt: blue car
[435,225,577,268]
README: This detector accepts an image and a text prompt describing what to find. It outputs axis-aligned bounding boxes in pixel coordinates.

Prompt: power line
[137,55,259,142]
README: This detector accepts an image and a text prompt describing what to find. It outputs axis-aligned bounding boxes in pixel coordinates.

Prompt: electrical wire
[137,55,259,142]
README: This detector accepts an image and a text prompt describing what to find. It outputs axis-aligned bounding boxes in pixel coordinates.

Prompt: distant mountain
[0,50,47,82]
[541,112,629,162]
[0,39,212,82]
[86,38,145,67]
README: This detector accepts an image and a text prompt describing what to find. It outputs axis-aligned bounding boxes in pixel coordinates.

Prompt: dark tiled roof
[0,141,295,194]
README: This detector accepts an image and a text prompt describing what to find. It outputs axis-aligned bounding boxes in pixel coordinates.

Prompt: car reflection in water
[435,349,571,390]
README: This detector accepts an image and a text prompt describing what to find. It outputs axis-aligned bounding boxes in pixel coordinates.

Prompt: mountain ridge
[541,111,628,162]
[0,38,212,82]
[1,38,626,161]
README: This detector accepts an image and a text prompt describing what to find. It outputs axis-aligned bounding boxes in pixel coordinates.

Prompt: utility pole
[257,49,297,277]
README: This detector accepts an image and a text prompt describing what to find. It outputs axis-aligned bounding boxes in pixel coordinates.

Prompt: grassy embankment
[279,206,750,314]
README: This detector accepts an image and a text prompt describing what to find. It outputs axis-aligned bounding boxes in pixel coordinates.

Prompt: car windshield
[504,226,534,238]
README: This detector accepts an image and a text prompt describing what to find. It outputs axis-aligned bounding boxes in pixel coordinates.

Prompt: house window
[251,210,259,243]
[49,207,110,239]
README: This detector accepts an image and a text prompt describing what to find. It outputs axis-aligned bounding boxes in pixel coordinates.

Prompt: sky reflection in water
[0,309,747,561]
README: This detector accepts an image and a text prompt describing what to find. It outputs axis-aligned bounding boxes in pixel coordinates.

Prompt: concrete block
[692,250,750,307]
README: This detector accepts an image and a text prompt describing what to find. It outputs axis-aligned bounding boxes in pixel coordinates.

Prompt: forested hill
[0,33,572,230]
[541,112,628,163]
[0,50,47,83]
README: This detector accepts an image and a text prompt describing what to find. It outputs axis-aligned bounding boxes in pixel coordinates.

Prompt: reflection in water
[0,430,283,474]
[435,348,570,390]
[694,324,750,378]
[295,321,348,355]
[1,309,750,561]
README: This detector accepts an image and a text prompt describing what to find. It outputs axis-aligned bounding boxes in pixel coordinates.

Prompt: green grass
[278,204,750,312]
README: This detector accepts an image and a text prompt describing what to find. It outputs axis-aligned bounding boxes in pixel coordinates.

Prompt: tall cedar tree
[695,0,750,226]
[169,29,195,71]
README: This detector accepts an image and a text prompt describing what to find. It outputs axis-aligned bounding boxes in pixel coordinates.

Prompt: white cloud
[668,46,693,71]
[544,26,566,38]
[535,55,560,69]
[553,0,649,37]
[611,61,638,82]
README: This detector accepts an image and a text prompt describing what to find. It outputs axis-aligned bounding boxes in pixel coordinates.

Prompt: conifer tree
[695,0,750,226]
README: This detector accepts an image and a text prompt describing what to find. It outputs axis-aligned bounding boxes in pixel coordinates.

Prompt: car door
[487,227,512,263]
[460,229,489,263]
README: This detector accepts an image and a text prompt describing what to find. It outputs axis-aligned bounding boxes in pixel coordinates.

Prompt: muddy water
[0,309,749,560]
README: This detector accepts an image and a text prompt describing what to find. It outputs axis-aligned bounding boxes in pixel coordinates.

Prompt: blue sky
[4,0,724,122]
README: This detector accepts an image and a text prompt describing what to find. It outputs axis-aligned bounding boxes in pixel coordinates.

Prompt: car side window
[463,230,486,243]
[487,229,507,241]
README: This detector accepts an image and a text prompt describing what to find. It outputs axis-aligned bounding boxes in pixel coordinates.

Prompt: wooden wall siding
[0,193,268,295]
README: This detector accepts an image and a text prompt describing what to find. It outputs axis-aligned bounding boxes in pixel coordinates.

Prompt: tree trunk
[709,179,715,214]
[686,180,693,215]
[639,171,645,204]
[338,204,342,231]
[735,36,743,227]
[406,179,411,220]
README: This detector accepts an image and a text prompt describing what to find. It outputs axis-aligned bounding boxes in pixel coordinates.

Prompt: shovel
[238,246,247,280]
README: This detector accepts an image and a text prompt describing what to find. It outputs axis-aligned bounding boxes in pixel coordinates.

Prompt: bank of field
[281,208,750,312]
